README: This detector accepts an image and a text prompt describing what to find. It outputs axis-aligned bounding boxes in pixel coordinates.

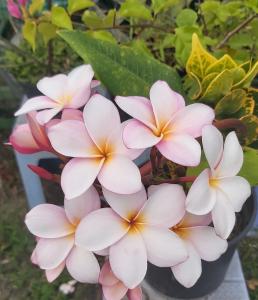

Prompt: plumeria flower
[48,94,143,199]
[15,65,95,124]
[186,125,251,239]
[26,187,100,283]
[99,261,142,300]
[115,81,214,166]
[171,212,227,287]
[76,184,188,289]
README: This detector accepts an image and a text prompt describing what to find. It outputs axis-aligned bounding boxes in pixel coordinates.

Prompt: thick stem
[213,118,247,137]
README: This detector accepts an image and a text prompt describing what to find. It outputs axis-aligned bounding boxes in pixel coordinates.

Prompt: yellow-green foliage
[185,34,258,146]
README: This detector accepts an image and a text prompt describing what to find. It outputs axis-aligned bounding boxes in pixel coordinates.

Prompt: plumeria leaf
[59,30,183,97]
[51,6,73,30]
[22,20,37,51]
[29,0,44,16]
[118,0,152,20]
[38,22,56,45]
[68,0,95,15]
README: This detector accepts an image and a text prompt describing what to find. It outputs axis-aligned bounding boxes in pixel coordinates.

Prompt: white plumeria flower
[75,184,188,289]
[186,125,251,239]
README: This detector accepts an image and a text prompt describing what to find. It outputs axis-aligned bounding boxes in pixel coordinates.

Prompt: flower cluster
[10,65,251,300]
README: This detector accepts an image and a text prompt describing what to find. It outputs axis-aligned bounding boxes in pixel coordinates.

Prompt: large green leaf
[59,30,183,97]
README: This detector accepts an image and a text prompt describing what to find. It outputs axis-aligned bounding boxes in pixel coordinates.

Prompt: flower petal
[110,230,147,289]
[25,204,73,238]
[212,190,236,239]
[141,226,187,267]
[45,261,66,282]
[186,226,228,260]
[216,131,243,177]
[76,208,128,251]
[186,169,216,215]
[127,286,143,300]
[36,107,63,124]
[61,109,84,121]
[139,184,185,227]
[115,96,156,130]
[202,125,223,170]
[103,281,128,300]
[14,96,57,116]
[48,120,100,158]
[123,119,162,149]
[99,261,120,286]
[83,94,121,150]
[66,245,100,283]
[157,134,201,166]
[102,186,147,221]
[37,74,67,102]
[98,155,142,194]
[179,212,212,228]
[171,241,201,288]
[150,81,183,129]
[170,104,214,138]
[35,236,74,269]
[64,186,101,225]
[61,157,104,200]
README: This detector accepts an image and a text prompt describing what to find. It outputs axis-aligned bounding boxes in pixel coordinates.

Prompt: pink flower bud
[7,0,21,19]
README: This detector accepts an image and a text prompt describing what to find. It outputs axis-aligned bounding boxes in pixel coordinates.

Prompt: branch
[215,14,257,50]
[213,118,247,137]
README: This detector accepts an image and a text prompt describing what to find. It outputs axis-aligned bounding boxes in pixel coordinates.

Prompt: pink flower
[75,184,188,289]
[26,187,101,283]
[47,94,143,199]
[7,0,21,19]
[170,212,227,287]
[100,261,142,300]
[15,65,95,124]
[116,81,215,166]
[186,125,251,239]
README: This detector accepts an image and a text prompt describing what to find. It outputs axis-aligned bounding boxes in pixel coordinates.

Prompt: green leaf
[233,96,255,118]
[239,147,258,186]
[118,0,152,20]
[186,33,217,80]
[22,20,37,51]
[29,0,45,16]
[184,72,202,100]
[151,0,180,15]
[51,6,73,30]
[86,30,116,44]
[201,72,219,95]
[38,22,56,45]
[230,67,246,85]
[205,54,237,75]
[59,30,183,97]
[233,61,258,88]
[240,114,258,145]
[82,10,116,29]
[68,0,95,15]
[176,9,197,27]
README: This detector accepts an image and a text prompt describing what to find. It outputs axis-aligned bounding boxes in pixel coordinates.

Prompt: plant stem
[213,118,247,137]
[150,147,157,175]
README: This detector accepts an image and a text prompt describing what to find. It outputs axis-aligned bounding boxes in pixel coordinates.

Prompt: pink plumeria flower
[15,65,94,124]
[9,112,53,154]
[186,125,251,239]
[7,0,21,18]
[100,261,142,300]
[170,212,227,287]
[26,187,101,283]
[76,184,188,289]
[116,81,214,166]
[48,94,143,199]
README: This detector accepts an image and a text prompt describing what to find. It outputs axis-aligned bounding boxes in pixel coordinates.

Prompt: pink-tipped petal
[45,261,66,282]
[10,124,40,154]
[65,186,100,225]
[66,246,100,283]
[28,165,55,181]
[123,119,162,149]
[7,0,21,18]
[103,281,128,300]
[139,184,186,228]
[15,96,57,116]
[202,125,223,170]
[218,176,251,212]
[99,261,120,286]
[179,212,212,228]
[31,247,38,265]
[187,226,228,261]
[110,231,147,289]
[37,74,67,102]
[171,241,201,288]
[170,104,215,138]
[186,169,216,215]
[36,107,63,124]
[76,208,129,251]
[61,109,83,121]
[115,96,156,130]
[61,157,104,200]
[98,155,142,194]
[141,226,187,267]
[48,120,100,158]
[157,134,201,166]
[25,204,73,238]
[127,286,143,300]
[212,190,236,239]
[150,81,183,129]
[35,236,74,269]
[102,186,147,221]
[83,95,120,150]
[216,132,243,177]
